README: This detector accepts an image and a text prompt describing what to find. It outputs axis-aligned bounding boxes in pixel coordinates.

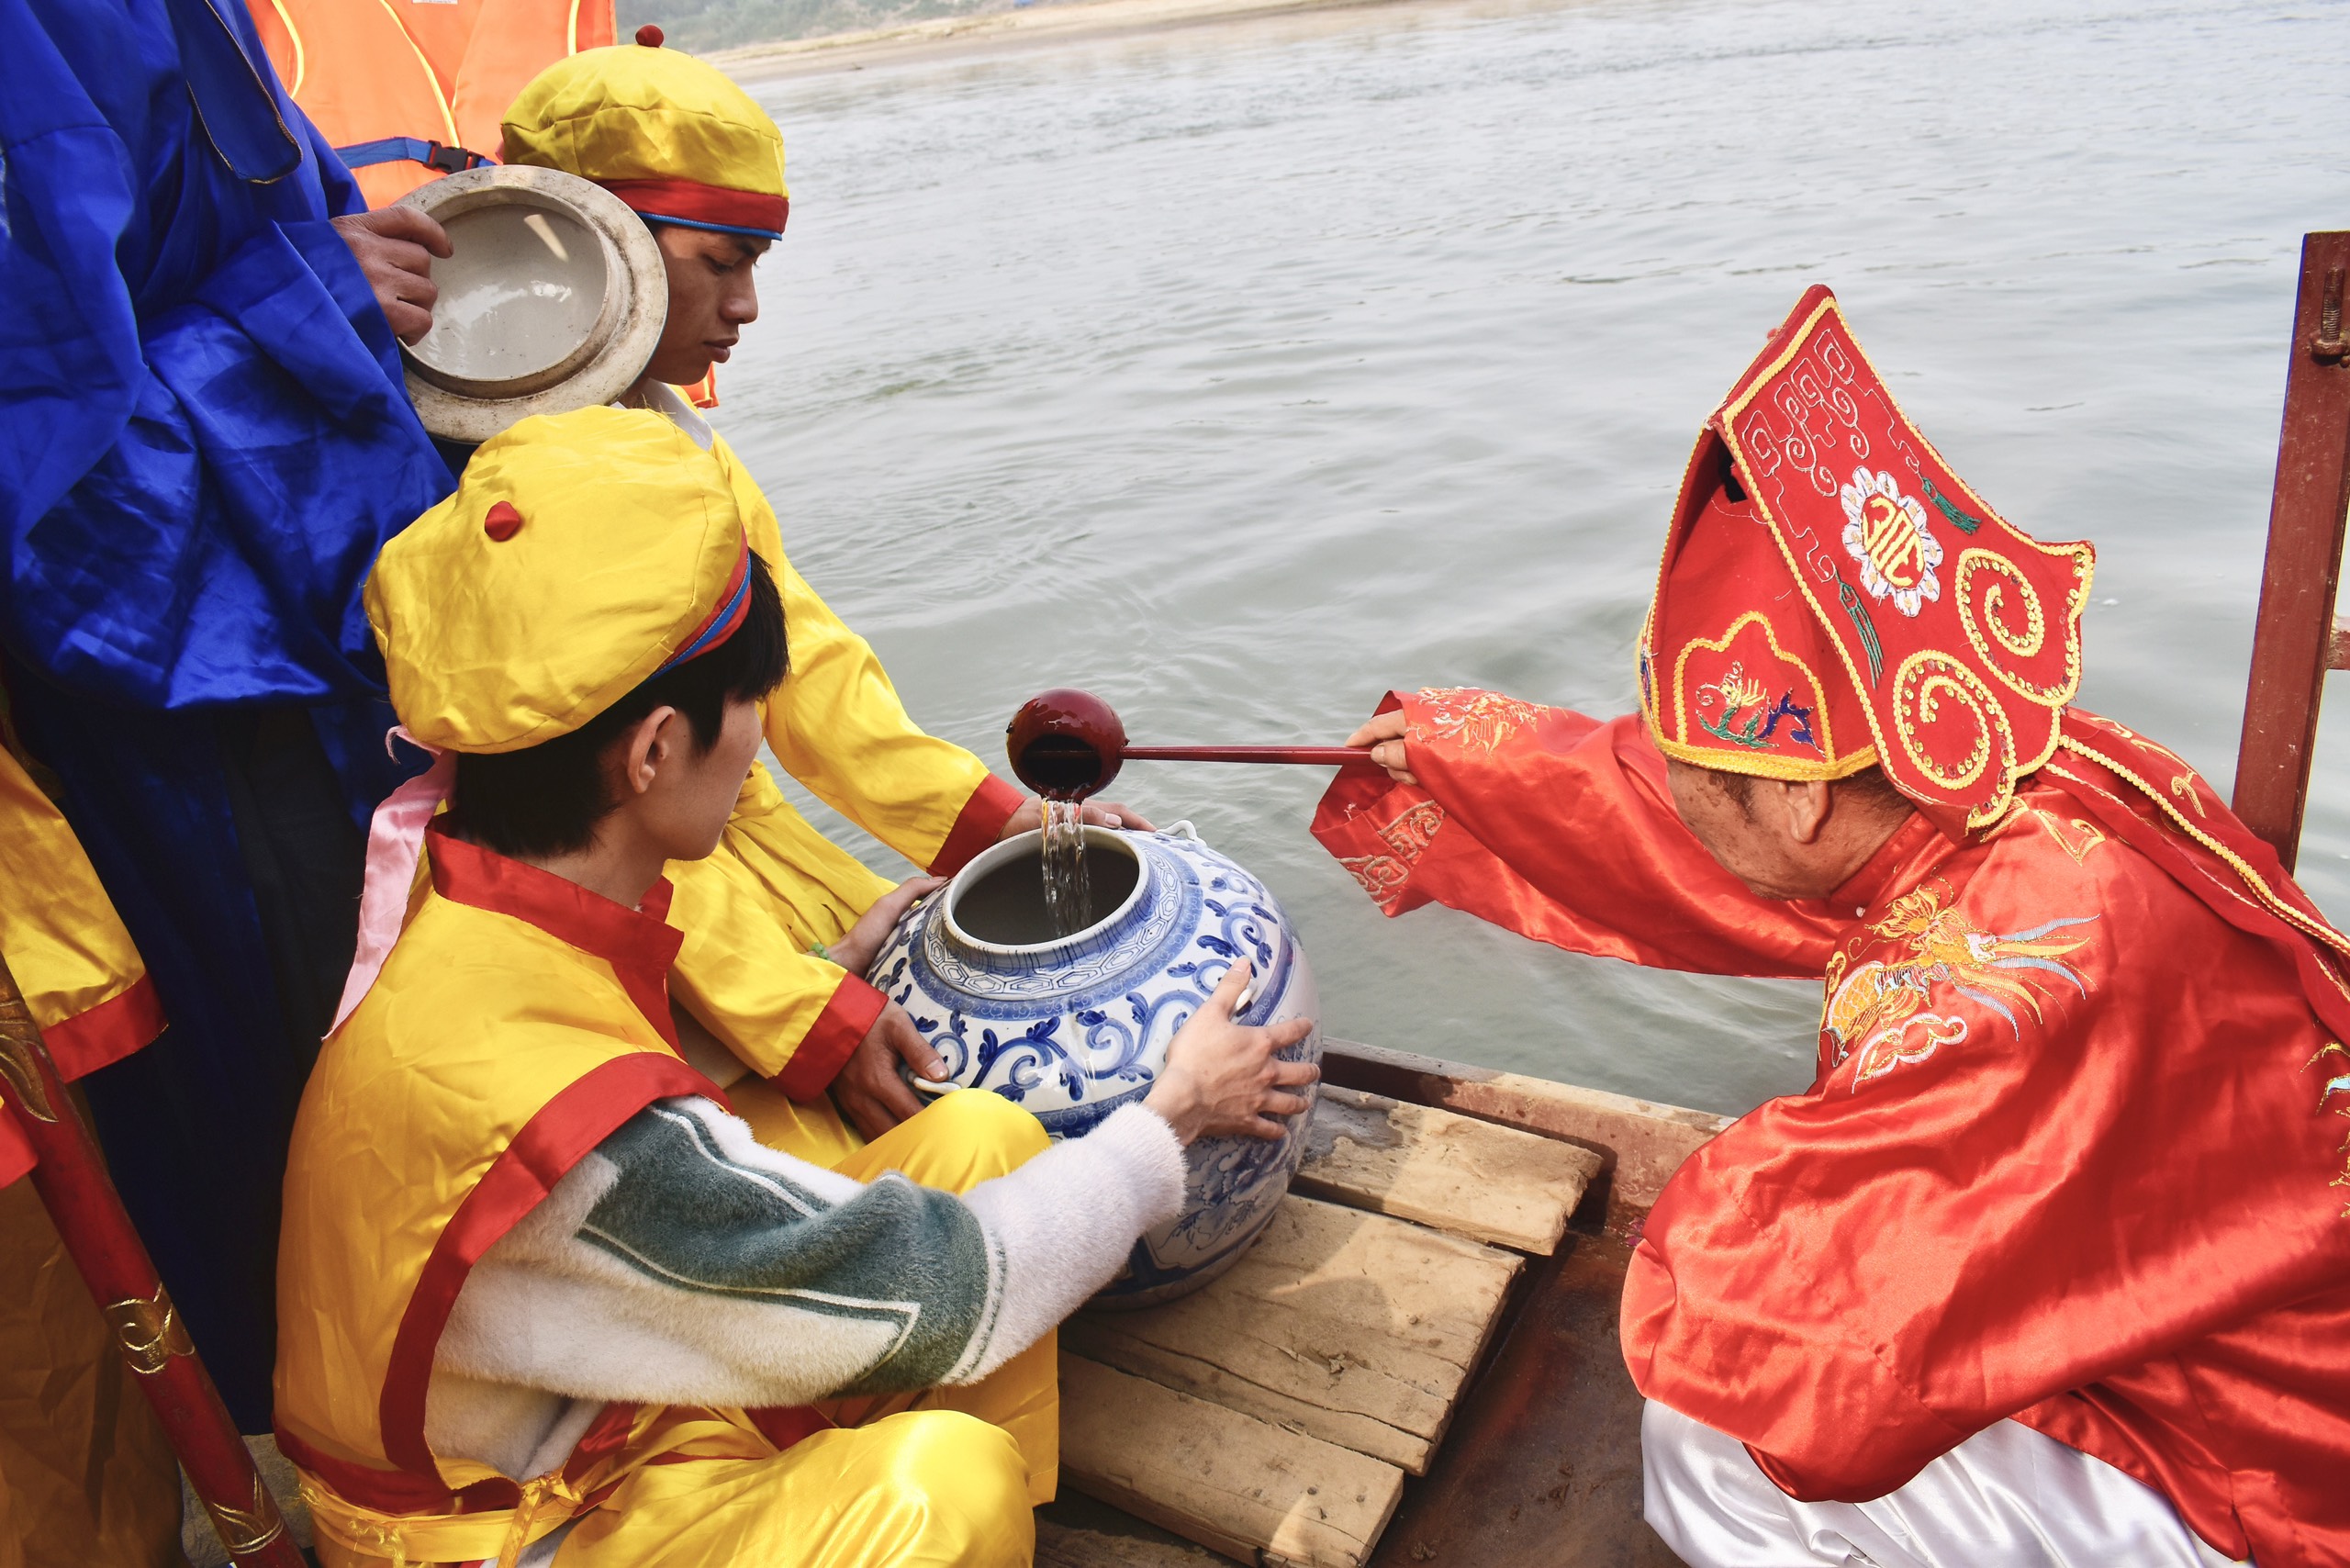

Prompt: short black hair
[452,552,787,859]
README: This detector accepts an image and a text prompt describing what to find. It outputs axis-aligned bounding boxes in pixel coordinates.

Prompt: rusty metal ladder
[2232,231,2350,869]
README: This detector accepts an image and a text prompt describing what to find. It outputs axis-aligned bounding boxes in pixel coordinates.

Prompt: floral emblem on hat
[1841,467,1942,618]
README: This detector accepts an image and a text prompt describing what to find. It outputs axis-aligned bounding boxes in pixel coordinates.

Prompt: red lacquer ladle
[1006,688,1374,800]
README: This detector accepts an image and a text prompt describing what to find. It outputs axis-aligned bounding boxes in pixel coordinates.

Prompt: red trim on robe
[929,774,1025,879]
[42,974,165,1082]
[277,1406,649,1519]
[274,1425,524,1515]
[377,1052,714,1483]
[777,975,886,1103]
[427,826,686,1048]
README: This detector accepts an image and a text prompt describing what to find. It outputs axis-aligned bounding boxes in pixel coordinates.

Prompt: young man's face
[644,228,770,386]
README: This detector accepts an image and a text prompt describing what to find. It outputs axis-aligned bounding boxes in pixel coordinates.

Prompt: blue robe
[0,0,453,1428]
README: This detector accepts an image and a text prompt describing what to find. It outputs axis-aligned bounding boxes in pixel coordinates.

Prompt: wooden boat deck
[180,1039,1718,1568]
[1040,1040,1723,1567]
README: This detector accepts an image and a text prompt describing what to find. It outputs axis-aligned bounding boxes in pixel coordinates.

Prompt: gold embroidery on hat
[1714,295,2096,822]
[1954,547,2088,708]
[1715,298,1909,787]
[1892,652,2011,800]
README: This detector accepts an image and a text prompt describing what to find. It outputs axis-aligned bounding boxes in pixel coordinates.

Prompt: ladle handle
[1118,745,1375,767]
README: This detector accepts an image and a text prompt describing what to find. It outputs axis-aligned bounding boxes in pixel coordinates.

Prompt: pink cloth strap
[330,727,456,1035]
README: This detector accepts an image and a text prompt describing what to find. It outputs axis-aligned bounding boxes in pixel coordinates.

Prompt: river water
[725,0,2350,1115]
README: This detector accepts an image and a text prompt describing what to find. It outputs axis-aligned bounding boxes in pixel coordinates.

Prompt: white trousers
[1639,1401,2248,1568]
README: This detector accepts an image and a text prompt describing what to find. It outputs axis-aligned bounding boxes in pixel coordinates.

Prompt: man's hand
[833,1002,948,1141]
[331,207,451,345]
[1002,795,1158,838]
[1344,710,1418,786]
[825,876,942,978]
[1143,963,1318,1145]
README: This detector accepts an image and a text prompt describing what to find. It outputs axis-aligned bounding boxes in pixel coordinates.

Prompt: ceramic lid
[395,165,668,445]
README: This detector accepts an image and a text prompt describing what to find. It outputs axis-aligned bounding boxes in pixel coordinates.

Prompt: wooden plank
[1035,1517,1226,1567]
[1364,1235,1680,1568]
[1058,1353,1405,1568]
[1319,1038,1730,1230]
[1292,1083,1601,1253]
[1062,1195,1518,1474]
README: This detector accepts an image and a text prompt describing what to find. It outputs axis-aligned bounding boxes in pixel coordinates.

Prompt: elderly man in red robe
[1317,286,2350,1568]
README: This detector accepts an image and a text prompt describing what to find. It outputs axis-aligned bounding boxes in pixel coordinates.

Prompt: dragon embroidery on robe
[1821,885,2096,1088]
[1414,689,1545,754]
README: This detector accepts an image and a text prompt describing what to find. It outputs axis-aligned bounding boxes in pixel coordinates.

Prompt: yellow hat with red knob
[366,407,753,754]
[501,27,789,241]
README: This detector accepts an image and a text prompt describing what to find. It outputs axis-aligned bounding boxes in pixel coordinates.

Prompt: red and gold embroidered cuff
[929,773,1025,878]
[778,974,887,1102]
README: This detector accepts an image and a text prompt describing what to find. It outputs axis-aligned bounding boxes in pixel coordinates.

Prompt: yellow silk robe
[0,737,164,1082]
[277,828,1037,1568]
[664,432,1023,1103]
[0,734,177,1568]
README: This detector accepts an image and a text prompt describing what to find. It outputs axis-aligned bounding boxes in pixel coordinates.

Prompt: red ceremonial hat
[1639,286,2095,834]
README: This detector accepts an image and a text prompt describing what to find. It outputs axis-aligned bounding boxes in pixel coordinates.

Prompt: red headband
[598,178,789,241]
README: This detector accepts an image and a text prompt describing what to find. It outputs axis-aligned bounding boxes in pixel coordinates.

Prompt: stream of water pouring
[1040,798,1093,937]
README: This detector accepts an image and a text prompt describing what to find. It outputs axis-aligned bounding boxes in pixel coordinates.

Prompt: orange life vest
[244,0,616,207]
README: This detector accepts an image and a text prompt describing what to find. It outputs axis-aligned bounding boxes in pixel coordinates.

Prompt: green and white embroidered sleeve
[433,1095,1184,1418]
[582,1102,996,1392]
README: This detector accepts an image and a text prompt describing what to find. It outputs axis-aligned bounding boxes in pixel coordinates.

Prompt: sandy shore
[711,0,1427,79]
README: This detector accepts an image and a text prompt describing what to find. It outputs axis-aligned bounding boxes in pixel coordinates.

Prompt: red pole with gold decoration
[0,955,303,1568]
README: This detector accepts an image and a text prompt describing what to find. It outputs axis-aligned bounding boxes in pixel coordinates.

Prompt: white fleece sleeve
[431,1095,1187,1471]
[958,1102,1187,1379]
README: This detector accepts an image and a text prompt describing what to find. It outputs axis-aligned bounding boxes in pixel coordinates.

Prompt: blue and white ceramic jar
[866,822,1321,1306]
